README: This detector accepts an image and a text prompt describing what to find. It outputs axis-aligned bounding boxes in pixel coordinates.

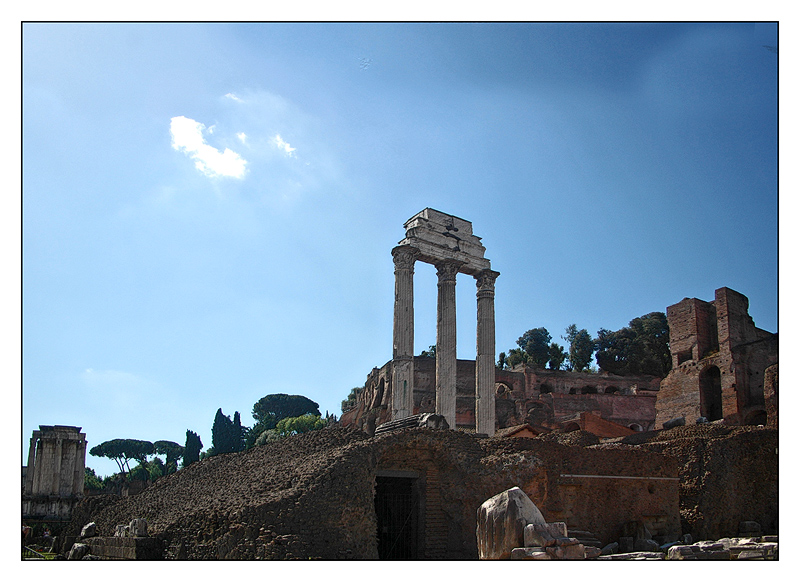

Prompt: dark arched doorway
[700,366,723,421]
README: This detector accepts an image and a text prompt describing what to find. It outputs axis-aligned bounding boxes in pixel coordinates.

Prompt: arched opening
[744,409,767,426]
[628,423,643,432]
[700,366,723,421]
[563,422,580,433]
[540,384,553,394]
[568,388,577,395]
[604,386,619,394]
[581,386,598,394]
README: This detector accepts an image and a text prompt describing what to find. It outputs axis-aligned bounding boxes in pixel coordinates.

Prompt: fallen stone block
[737,549,765,560]
[555,537,580,546]
[696,550,731,560]
[129,518,148,537]
[585,546,602,559]
[667,545,698,560]
[511,547,551,560]
[619,536,634,553]
[663,416,685,429]
[762,535,778,543]
[68,543,90,561]
[634,539,661,552]
[524,524,555,548]
[476,487,547,559]
[534,522,568,538]
[546,543,586,560]
[600,541,618,555]
[80,522,97,539]
[598,551,665,560]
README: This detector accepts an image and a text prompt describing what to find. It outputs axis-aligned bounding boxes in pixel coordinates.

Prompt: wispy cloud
[224,92,244,102]
[237,132,247,144]
[170,116,247,179]
[273,134,296,157]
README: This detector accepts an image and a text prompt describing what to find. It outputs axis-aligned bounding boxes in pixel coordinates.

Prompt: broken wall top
[399,208,491,275]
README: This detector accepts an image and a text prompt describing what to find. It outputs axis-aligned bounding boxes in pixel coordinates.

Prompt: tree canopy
[89,439,154,475]
[183,430,202,467]
[252,394,320,427]
[595,312,671,377]
[275,414,326,437]
[517,327,552,368]
[211,408,244,455]
[154,440,184,473]
[563,324,595,372]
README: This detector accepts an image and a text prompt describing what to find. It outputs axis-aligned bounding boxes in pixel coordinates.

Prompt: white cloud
[225,93,243,102]
[170,116,247,179]
[237,132,247,144]
[273,134,296,157]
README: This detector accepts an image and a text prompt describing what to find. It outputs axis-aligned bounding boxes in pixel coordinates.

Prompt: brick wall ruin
[341,357,661,435]
[655,287,777,428]
[64,422,776,560]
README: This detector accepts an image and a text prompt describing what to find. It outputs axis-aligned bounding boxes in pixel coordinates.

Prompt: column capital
[392,245,420,270]
[436,259,464,283]
[476,269,500,292]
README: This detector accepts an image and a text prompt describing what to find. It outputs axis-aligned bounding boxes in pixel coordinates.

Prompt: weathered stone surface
[80,522,96,539]
[599,551,665,560]
[585,546,602,559]
[634,539,661,552]
[546,543,586,560]
[129,518,148,537]
[524,525,554,548]
[511,547,551,560]
[114,524,129,537]
[619,536,634,553]
[68,543,89,560]
[600,541,618,555]
[477,487,546,559]
[663,416,686,429]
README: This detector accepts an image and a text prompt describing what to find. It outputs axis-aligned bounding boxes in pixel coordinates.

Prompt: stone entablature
[655,287,777,428]
[23,425,87,521]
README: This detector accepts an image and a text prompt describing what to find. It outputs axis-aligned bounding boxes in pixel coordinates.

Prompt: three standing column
[392,246,419,419]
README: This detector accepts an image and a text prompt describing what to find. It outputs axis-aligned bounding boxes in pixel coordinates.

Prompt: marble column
[24,433,38,495]
[475,270,500,436]
[436,260,461,429]
[392,245,419,419]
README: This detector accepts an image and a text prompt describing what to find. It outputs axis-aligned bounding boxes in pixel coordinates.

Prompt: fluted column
[476,270,499,436]
[436,260,461,428]
[392,245,419,419]
[25,433,38,495]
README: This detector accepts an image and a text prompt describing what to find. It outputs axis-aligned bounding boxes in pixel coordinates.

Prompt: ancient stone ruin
[656,287,777,428]
[23,425,87,522]
[391,208,500,435]
[38,210,777,561]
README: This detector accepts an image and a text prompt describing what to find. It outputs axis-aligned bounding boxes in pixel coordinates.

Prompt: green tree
[341,387,363,414]
[84,467,104,491]
[275,414,326,437]
[419,345,437,358]
[595,312,671,377]
[211,408,243,455]
[547,342,568,370]
[497,352,507,369]
[517,328,551,368]
[252,394,320,427]
[182,430,202,467]
[563,325,594,372]
[89,439,155,476]
[504,347,530,369]
[154,440,184,474]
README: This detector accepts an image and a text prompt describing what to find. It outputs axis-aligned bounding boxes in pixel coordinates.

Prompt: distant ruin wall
[342,357,661,434]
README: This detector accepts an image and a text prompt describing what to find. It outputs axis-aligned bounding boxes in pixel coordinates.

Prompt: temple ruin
[391,208,499,435]
[23,425,87,522]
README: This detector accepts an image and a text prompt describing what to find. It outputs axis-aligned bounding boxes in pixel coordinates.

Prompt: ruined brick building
[656,287,778,428]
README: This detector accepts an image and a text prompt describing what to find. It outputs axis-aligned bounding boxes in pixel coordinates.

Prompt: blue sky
[22,23,778,477]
